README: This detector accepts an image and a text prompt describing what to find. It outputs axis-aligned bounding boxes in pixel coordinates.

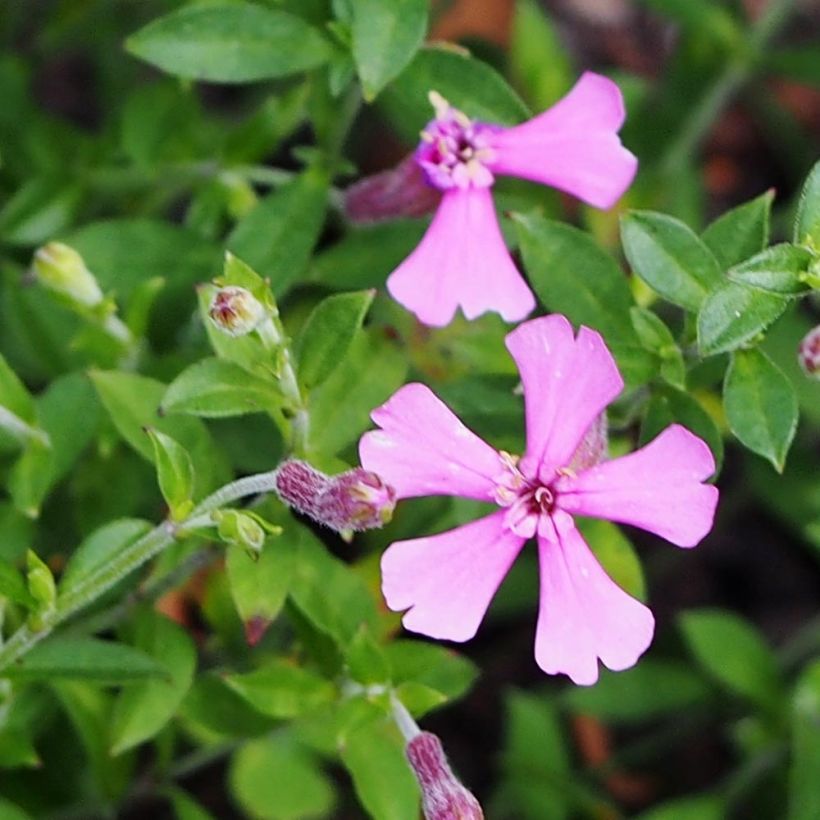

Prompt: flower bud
[208,286,267,337]
[30,242,104,308]
[406,732,484,820]
[213,510,279,558]
[343,155,441,224]
[274,459,396,534]
[26,550,56,608]
[798,325,820,379]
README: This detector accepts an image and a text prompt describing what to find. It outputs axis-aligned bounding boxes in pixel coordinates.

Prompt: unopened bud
[406,732,484,820]
[208,286,267,337]
[343,155,441,224]
[274,459,396,534]
[798,325,820,379]
[31,242,103,308]
[213,510,279,557]
[26,550,56,608]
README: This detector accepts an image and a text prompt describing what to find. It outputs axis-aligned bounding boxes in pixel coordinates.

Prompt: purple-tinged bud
[406,732,484,820]
[343,155,441,224]
[274,459,396,534]
[208,286,267,337]
[798,325,820,379]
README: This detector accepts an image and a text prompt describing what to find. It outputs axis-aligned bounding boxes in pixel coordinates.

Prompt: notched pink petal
[559,424,719,548]
[381,511,525,642]
[487,72,638,209]
[534,516,654,685]
[386,187,535,327]
[359,382,502,501]
[505,316,623,480]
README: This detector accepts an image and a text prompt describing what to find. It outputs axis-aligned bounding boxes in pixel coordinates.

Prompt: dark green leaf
[767,46,820,89]
[789,660,820,820]
[0,558,35,607]
[697,281,789,356]
[724,348,797,471]
[296,290,374,389]
[794,159,820,247]
[727,244,813,295]
[679,609,783,708]
[126,4,330,83]
[621,211,722,312]
[701,190,772,268]
[350,0,428,100]
[227,167,329,296]
[6,638,165,683]
[162,357,283,419]
[0,178,82,246]
[379,46,529,143]
[0,352,35,424]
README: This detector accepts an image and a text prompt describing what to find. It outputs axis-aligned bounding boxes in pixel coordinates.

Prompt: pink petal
[487,72,638,209]
[558,425,719,548]
[535,512,654,685]
[381,511,525,642]
[505,316,623,481]
[359,382,502,501]
[386,187,535,327]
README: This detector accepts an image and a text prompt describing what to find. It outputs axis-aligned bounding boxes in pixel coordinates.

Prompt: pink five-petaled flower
[359,315,718,685]
[386,72,638,328]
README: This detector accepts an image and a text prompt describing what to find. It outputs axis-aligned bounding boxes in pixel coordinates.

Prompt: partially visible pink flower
[798,324,820,379]
[360,315,718,685]
[386,73,638,327]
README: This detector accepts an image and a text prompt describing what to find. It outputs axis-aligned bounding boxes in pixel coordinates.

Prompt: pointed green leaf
[126,4,330,83]
[296,290,375,389]
[145,428,194,519]
[701,189,773,268]
[697,281,789,355]
[0,353,35,424]
[794,159,820,247]
[621,211,722,311]
[724,348,797,471]
[727,244,813,295]
[350,0,428,100]
[0,558,35,608]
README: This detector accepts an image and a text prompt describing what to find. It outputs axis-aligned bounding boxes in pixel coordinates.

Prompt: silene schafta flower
[360,315,718,685]
[386,72,638,327]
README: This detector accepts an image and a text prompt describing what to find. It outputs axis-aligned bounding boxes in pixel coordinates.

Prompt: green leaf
[697,281,789,356]
[727,244,814,295]
[641,385,724,470]
[515,214,638,344]
[110,610,197,754]
[379,46,529,143]
[576,518,646,600]
[340,719,420,820]
[296,290,375,389]
[635,795,726,820]
[126,4,330,83]
[90,370,226,497]
[724,348,797,471]
[0,178,82,246]
[225,661,335,719]
[630,307,686,388]
[167,787,217,820]
[394,681,447,718]
[350,0,428,100]
[162,357,283,418]
[0,352,35,424]
[345,625,390,686]
[767,46,820,89]
[230,733,335,820]
[60,519,152,599]
[679,608,783,708]
[6,637,165,683]
[0,558,35,607]
[621,211,722,312]
[309,328,408,455]
[145,428,195,520]
[227,167,329,296]
[384,641,478,702]
[226,535,297,644]
[9,373,100,518]
[562,660,712,723]
[789,660,820,820]
[795,160,820,247]
[0,798,34,820]
[701,189,773,268]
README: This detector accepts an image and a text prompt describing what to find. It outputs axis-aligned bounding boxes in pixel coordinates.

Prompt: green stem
[0,469,282,673]
[661,0,798,171]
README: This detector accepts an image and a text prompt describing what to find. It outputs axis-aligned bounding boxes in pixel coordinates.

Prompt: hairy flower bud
[406,732,484,820]
[274,459,396,534]
[208,286,267,337]
[31,242,104,308]
[798,325,820,379]
[343,155,441,224]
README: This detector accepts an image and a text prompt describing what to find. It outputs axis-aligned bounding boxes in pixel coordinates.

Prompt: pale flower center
[415,91,496,191]
[493,452,561,538]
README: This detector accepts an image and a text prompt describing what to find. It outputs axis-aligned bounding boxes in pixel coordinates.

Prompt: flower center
[415,91,496,191]
[493,452,559,538]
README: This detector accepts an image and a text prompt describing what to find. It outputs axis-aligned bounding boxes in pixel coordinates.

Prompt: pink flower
[359,315,718,685]
[386,72,638,327]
